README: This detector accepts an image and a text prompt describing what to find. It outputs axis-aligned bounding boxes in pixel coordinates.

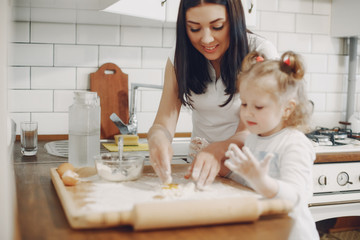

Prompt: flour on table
[79,172,259,214]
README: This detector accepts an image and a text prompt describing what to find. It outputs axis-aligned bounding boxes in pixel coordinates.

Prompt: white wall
[1,0,15,239]
[8,0,360,135]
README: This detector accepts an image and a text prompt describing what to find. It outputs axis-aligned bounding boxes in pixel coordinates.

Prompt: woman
[147,0,278,188]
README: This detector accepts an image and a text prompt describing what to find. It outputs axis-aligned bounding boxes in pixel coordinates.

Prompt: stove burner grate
[306,127,355,146]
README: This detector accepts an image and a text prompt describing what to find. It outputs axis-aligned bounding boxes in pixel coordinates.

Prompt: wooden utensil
[90,63,129,139]
[50,165,293,230]
[83,196,293,231]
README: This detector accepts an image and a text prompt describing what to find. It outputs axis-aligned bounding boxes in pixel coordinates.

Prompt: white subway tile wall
[32,113,69,135]
[10,43,53,66]
[54,45,98,67]
[8,67,30,89]
[313,0,332,15]
[77,24,120,45]
[142,47,171,68]
[53,90,74,112]
[124,68,163,86]
[31,67,76,89]
[163,28,176,48]
[296,14,330,34]
[11,7,30,21]
[312,35,343,54]
[9,0,360,135]
[120,26,163,47]
[278,33,312,53]
[326,93,347,112]
[76,9,121,25]
[257,0,277,11]
[8,90,53,112]
[31,22,76,44]
[141,90,162,112]
[99,46,141,68]
[278,0,312,13]
[76,67,97,90]
[12,22,29,43]
[31,8,77,23]
[260,12,295,32]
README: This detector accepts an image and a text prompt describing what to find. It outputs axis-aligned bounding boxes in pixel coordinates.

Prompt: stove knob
[318,175,327,185]
[337,172,350,186]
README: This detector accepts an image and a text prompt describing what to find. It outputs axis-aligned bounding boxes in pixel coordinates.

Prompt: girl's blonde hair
[238,51,313,132]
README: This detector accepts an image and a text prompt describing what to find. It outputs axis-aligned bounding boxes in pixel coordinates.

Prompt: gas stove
[306,127,360,146]
[307,127,360,221]
[307,126,360,153]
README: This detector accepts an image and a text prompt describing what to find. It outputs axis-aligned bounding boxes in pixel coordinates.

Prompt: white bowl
[94,152,144,182]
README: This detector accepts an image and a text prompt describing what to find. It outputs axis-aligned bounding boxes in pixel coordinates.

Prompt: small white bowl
[94,152,144,182]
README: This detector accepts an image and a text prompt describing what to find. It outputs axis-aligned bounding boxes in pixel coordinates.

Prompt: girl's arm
[225,137,314,203]
[147,58,182,184]
[274,140,315,203]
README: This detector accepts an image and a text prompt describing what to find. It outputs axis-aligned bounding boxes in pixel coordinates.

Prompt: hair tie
[284,58,290,66]
[256,56,264,62]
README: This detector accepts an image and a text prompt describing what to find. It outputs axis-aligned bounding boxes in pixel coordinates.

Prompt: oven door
[309,162,360,221]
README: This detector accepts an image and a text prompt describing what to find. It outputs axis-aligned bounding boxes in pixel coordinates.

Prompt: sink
[45,138,191,164]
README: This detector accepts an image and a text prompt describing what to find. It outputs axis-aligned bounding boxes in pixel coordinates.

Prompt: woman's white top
[169,33,279,143]
[230,128,319,240]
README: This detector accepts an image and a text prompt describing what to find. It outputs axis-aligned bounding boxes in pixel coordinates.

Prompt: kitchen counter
[13,141,294,240]
[315,151,360,163]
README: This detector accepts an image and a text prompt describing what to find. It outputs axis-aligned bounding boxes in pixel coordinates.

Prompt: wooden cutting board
[90,63,129,139]
[51,165,293,230]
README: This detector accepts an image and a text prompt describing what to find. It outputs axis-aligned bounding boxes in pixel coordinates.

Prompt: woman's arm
[218,119,250,176]
[147,58,182,184]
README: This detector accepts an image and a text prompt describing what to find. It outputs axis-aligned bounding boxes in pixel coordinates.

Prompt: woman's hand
[148,124,173,184]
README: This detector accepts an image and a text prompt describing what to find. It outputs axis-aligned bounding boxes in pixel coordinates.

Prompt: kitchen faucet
[116,83,163,135]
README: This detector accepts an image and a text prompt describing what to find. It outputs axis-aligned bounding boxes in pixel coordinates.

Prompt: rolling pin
[84,196,293,230]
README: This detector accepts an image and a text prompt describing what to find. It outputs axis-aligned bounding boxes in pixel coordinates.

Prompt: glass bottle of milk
[68,91,100,167]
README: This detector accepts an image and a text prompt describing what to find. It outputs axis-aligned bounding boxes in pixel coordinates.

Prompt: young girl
[225,51,319,240]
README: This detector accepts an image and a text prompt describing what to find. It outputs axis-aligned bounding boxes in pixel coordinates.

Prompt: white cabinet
[165,0,180,23]
[331,0,360,37]
[243,0,256,27]
[103,0,178,23]
[103,0,166,22]
[12,0,257,26]
[103,0,257,26]
[165,0,257,26]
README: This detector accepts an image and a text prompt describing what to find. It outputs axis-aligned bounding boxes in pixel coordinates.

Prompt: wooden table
[13,141,293,240]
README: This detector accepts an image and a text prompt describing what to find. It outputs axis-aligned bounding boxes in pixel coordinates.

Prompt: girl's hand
[188,137,209,159]
[224,144,273,184]
[185,141,223,189]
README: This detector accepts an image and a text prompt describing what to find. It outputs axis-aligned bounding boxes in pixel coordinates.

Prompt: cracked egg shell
[57,163,75,178]
[61,170,79,186]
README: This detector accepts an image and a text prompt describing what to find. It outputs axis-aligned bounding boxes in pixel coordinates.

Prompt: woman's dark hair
[174,0,249,108]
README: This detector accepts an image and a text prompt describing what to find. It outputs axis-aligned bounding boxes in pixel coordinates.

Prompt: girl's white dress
[229,128,320,240]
